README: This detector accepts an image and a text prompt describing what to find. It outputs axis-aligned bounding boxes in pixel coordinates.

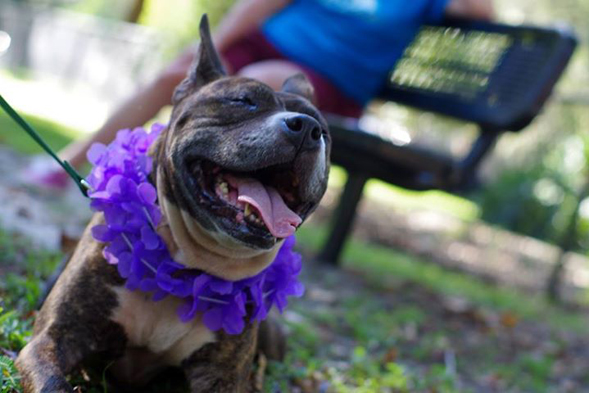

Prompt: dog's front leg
[16,217,128,393]
[16,290,127,393]
[182,324,258,393]
[15,326,109,393]
[16,293,126,393]
[16,333,76,393]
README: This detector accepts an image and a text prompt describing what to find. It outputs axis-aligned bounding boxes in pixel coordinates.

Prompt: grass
[296,225,589,333]
[4,220,586,392]
[327,166,480,223]
[0,110,77,155]
[261,225,589,392]
[0,230,62,393]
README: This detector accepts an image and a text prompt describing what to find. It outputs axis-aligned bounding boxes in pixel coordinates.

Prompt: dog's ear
[281,73,315,103]
[173,14,226,104]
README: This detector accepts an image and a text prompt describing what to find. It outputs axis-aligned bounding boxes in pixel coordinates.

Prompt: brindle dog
[16,15,331,393]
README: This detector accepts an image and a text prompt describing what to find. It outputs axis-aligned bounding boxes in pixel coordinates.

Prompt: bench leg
[318,172,368,265]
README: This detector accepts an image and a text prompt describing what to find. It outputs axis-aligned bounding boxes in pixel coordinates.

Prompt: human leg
[63,47,196,169]
[237,59,363,118]
[25,47,195,189]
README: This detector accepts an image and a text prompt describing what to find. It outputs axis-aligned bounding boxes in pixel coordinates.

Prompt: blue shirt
[263,0,450,105]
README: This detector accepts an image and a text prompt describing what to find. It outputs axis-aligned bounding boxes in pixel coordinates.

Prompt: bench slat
[380,19,577,131]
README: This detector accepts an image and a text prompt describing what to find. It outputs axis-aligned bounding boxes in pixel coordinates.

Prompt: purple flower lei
[85,124,304,335]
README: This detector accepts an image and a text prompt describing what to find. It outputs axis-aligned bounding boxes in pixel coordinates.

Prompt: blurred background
[2,0,589,392]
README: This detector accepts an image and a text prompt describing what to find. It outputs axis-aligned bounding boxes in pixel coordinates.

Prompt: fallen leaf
[500,312,518,329]
[382,347,398,364]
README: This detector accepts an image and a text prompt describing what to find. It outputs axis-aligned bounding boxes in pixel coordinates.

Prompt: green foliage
[138,0,236,60]
[0,308,32,352]
[264,344,415,393]
[475,142,588,248]
[1,275,40,313]
[328,166,480,222]
[518,353,555,382]
[296,224,589,332]
[0,356,22,393]
[0,110,76,155]
[54,0,237,60]
[61,0,133,20]
[0,305,26,393]
[328,347,411,393]
[0,230,61,393]
[490,353,556,393]
[417,364,459,393]
[478,169,560,239]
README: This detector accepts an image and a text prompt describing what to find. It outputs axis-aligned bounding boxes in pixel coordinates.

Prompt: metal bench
[319,18,577,265]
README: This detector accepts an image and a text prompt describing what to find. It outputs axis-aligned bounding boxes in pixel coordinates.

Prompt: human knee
[238,62,300,91]
[238,63,268,81]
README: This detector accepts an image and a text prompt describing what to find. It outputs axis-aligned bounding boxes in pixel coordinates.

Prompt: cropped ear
[172,14,227,104]
[281,73,315,103]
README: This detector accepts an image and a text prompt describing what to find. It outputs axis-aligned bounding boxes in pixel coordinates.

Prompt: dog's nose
[283,114,322,151]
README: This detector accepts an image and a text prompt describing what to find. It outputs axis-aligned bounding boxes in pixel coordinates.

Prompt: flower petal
[203,308,223,331]
[87,143,107,165]
[137,182,157,205]
[210,279,233,295]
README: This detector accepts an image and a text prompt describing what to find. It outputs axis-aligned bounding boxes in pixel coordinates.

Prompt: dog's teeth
[219,182,228,194]
[241,204,264,226]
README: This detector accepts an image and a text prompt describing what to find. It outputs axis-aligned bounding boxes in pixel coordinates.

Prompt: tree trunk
[125,0,146,24]
[546,178,589,302]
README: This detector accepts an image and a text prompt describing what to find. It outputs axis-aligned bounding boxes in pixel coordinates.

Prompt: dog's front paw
[38,376,74,393]
[18,373,73,393]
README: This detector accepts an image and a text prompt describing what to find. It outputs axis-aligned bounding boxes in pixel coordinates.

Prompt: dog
[15,15,331,393]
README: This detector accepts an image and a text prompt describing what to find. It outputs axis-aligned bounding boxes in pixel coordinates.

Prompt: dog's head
[154,15,331,279]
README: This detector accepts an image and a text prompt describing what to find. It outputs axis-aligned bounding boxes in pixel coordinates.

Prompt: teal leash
[0,94,91,197]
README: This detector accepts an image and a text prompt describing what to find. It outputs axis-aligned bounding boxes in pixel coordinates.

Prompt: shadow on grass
[296,224,589,333]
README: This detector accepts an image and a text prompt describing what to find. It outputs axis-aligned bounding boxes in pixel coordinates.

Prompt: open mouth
[189,161,304,240]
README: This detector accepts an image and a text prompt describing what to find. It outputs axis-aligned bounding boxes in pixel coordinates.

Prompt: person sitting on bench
[26,0,494,189]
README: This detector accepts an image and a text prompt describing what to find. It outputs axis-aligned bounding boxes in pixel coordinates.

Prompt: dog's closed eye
[227,96,258,111]
[175,114,191,129]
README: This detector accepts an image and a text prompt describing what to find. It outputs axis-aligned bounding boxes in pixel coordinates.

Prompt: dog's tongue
[227,176,301,238]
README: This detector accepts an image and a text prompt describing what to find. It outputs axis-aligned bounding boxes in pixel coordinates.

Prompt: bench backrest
[380,19,577,132]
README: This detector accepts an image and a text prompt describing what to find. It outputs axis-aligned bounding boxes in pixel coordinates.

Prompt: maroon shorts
[221,30,363,119]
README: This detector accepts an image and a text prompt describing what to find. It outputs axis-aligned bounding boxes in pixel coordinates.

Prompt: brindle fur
[16,15,330,393]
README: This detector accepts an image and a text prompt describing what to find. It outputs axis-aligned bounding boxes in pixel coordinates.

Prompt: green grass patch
[0,110,76,155]
[0,230,62,393]
[1,222,586,392]
[328,166,480,222]
[296,224,589,333]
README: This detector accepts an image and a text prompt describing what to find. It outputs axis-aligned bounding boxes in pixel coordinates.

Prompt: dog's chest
[110,287,216,366]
